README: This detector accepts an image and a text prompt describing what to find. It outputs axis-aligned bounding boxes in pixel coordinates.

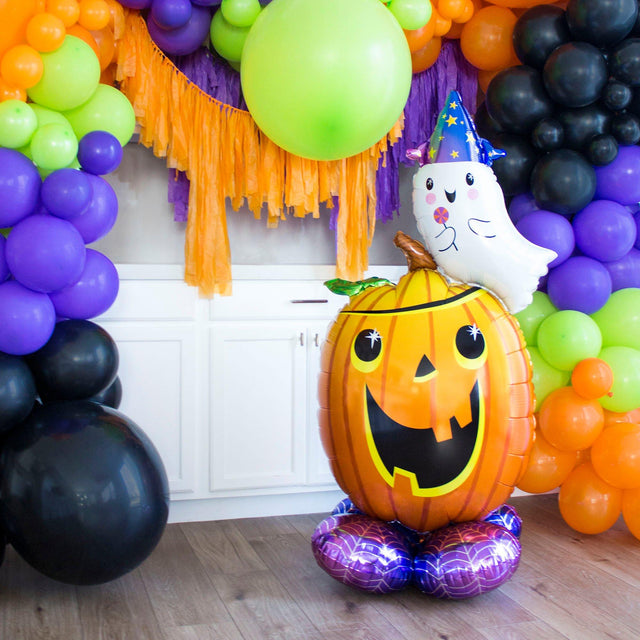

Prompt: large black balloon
[513,6,571,69]
[566,0,637,47]
[531,117,565,151]
[610,38,640,86]
[543,42,608,107]
[27,320,119,403]
[0,401,168,585]
[88,375,123,409]
[473,101,504,140]
[530,149,597,215]
[486,66,555,134]
[489,133,539,197]
[0,353,37,434]
[557,104,611,150]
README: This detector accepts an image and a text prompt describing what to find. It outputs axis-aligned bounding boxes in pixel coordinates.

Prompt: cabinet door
[306,322,338,486]
[96,322,199,497]
[209,322,307,492]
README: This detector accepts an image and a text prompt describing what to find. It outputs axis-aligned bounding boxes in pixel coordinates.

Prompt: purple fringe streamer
[165,39,477,226]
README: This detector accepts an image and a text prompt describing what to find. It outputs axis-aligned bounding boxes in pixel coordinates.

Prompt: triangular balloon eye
[415,354,436,379]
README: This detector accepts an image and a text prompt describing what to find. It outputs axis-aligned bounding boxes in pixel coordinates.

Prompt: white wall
[94,143,417,268]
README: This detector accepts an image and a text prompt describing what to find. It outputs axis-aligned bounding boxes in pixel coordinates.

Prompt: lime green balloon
[30,122,78,171]
[64,84,136,146]
[211,9,251,62]
[515,291,557,347]
[241,0,412,161]
[528,346,571,411]
[598,346,640,413]
[591,288,640,351]
[388,0,432,30]
[221,0,261,27]
[537,310,602,371]
[27,36,100,112]
[0,100,37,149]
[31,104,73,129]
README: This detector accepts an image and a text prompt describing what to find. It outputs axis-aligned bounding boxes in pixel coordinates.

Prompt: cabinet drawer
[210,280,345,321]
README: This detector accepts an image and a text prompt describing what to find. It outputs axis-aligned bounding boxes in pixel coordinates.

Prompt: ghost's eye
[426,177,434,190]
[466,173,474,186]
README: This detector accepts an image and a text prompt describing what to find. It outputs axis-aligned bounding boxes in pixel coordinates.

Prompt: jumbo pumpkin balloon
[319,232,535,533]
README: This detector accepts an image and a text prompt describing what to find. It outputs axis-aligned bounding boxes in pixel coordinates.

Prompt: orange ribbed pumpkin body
[318,267,535,532]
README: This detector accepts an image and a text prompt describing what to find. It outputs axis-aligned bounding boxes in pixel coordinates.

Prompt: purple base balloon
[413,521,521,599]
[482,504,522,538]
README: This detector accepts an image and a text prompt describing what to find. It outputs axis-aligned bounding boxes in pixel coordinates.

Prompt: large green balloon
[0,101,37,149]
[29,122,78,171]
[598,346,640,413]
[211,9,251,62]
[591,288,640,351]
[528,346,570,411]
[240,0,412,161]
[64,84,136,146]
[27,36,100,112]
[515,291,557,347]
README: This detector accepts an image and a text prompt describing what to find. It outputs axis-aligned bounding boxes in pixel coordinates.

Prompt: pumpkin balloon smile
[365,381,484,496]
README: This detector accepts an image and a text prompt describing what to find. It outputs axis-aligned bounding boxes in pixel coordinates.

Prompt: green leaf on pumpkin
[324,277,394,297]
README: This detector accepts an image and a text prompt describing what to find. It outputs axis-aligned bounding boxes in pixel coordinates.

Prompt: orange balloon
[79,0,110,31]
[431,9,452,36]
[0,44,44,89]
[603,408,638,428]
[0,77,27,102]
[99,61,116,86]
[411,36,442,73]
[453,0,475,22]
[622,487,640,541]
[446,20,465,38]
[46,0,80,27]
[26,13,67,53]
[438,0,466,20]
[539,386,604,451]
[484,0,557,8]
[559,462,622,534]
[591,423,640,489]
[404,16,436,52]
[66,24,100,58]
[0,0,38,60]
[478,67,501,93]
[517,428,578,494]
[571,357,614,400]
[460,5,517,71]
[90,27,115,70]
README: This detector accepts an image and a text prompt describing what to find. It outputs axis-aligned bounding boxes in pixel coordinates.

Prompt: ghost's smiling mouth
[364,381,484,497]
[445,189,456,203]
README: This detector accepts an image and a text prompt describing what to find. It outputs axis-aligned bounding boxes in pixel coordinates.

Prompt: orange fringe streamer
[116,11,403,296]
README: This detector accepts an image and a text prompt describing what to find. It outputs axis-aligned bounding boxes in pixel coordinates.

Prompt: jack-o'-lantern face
[318,233,534,532]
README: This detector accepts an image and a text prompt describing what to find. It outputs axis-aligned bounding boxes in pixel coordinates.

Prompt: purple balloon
[413,521,520,599]
[191,0,221,5]
[70,174,118,243]
[41,168,93,220]
[634,210,640,250]
[6,215,86,294]
[312,514,413,593]
[150,0,193,29]
[330,497,362,515]
[483,504,522,538]
[49,249,119,319]
[516,210,575,268]
[147,5,212,55]
[117,0,151,7]
[547,255,612,313]
[0,280,56,355]
[595,145,640,205]
[0,236,8,283]
[0,149,41,227]
[604,248,640,290]
[573,199,637,262]
[508,192,539,224]
[77,131,123,176]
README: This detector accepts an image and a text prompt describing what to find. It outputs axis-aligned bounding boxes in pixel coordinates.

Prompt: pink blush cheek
[425,193,436,205]
[467,188,479,200]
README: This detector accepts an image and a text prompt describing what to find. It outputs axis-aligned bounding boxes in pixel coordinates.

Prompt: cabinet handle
[314,333,320,347]
[290,299,328,304]
[299,332,304,346]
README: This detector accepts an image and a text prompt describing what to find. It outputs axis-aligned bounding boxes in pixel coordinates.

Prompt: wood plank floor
[1,494,639,640]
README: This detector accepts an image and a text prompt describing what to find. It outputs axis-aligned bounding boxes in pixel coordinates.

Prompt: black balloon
[473,101,504,140]
[530,149,597,215]
[612,111,640,143]
[557,104,611,150]
[489,133,539,197]
[587,134,619,165]
[486,66,555,134]
[0,353,37,434]
[610,38,640,86]
[513,6,571,69]
[543,42,608,107]
[0,525,5,569]
[566,0,637,47]
[0,401,168,585]
[88,375,123,409]
[603,80,633,110]
[531,117,565,150]
[27,320,119,403]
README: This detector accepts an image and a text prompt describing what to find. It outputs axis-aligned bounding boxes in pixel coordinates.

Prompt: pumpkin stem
[394,231,437,272]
